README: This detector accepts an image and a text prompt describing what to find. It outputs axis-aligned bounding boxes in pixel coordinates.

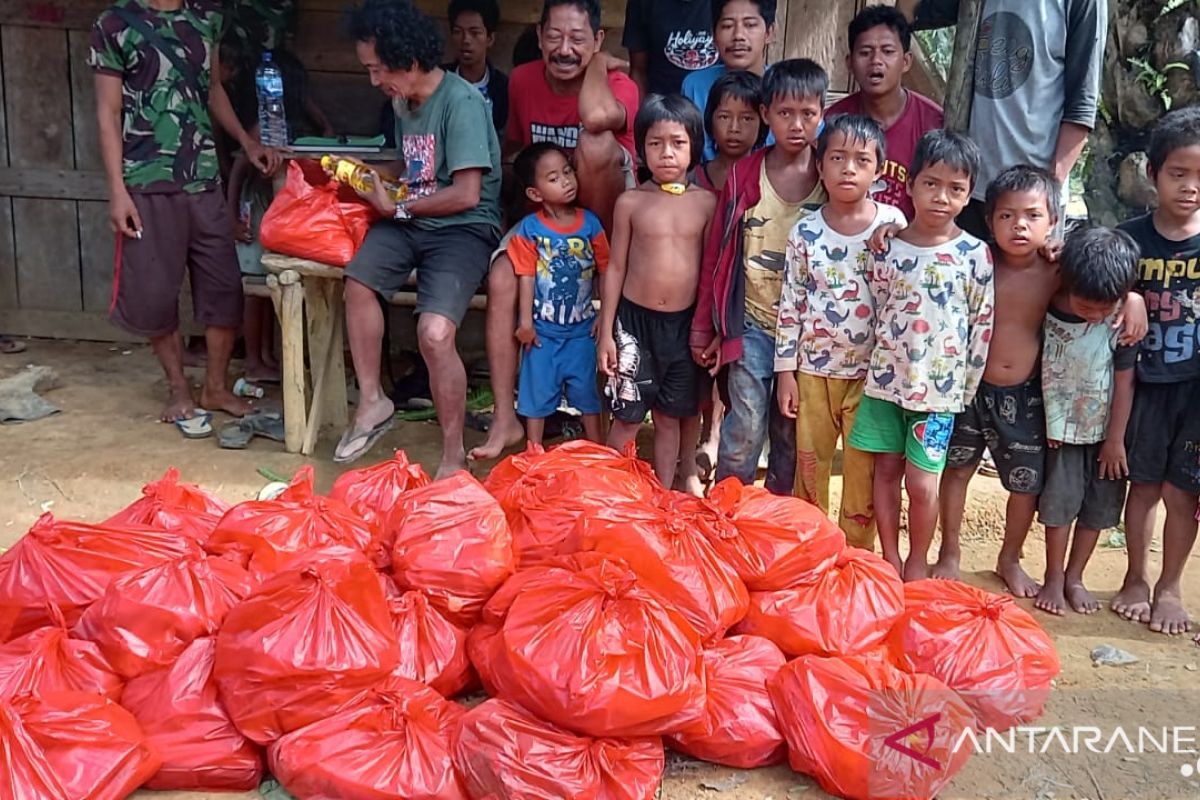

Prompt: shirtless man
[598,95,716,494]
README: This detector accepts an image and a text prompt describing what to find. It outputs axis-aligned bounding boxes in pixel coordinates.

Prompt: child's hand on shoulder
[1040,238,1064,263]
[867,222,904,254]
[515,322,540,351]
[1098,438,1129,480]
[1114,293,1148,346]
[776,372,798,419]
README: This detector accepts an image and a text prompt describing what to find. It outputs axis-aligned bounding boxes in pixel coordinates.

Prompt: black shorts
[607,297,701,422]
[1126,378,1200,494]
[344,221,497,326]
[946,377,1046,494]
[1039,442,1128,530]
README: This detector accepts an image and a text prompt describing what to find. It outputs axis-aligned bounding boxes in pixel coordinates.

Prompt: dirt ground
[3,340,1200,800]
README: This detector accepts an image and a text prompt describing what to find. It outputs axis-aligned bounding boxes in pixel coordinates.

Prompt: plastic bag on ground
[390,471,514,626]
[259,159,376,266]
[0,513,195,641]
[74,546,253,678]
[214,546,398,744]
[6,690,161,800]
[454,698,665,800]
[888,579,1061,731]
[769,653,975,800]
[121,637,263,791]
[478,552,704,738]
[705,478,845,590]
[387,586,472,697]
[206,466,379,581]
[666,635,787,769]
[330,449,431,530]
[734,547,904,657]
[0,605,122,700]
[104,467,229,542]
[269,676,467,800]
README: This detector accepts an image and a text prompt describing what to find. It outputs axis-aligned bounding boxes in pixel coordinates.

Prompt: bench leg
[302,277,346,455]
[277,270,307,454]
[324,279,348,428]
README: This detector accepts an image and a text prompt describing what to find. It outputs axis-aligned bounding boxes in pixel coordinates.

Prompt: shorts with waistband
[945,376,1046,494]
[607,296,701,422]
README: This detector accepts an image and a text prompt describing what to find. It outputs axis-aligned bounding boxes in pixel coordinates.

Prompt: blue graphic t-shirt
[507,209,610,338]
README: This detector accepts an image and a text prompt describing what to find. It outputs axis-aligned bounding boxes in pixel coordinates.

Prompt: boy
[683,0,775,160]
[509,143,608,446]
[775,114,906,548]
[848,129,993,581]
[447,0,509,136]
[696,69,764,192]
[1035,227,1138,616]
[1116,107,1200,636]
[691,58,828,495]
[600,95,715,493]
[825,5,943,220]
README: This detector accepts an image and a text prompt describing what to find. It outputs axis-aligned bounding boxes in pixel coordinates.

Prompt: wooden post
[277,270,307,454]
[943,0,983,133]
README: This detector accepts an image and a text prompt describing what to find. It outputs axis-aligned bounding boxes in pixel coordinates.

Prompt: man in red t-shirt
[825,5,942,220]
[470,0,641,461]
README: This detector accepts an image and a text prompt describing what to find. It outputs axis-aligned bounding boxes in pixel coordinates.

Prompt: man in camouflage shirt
[92,0,281,423]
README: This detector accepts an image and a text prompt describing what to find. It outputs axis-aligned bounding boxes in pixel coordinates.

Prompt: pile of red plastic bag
[0,445,1062,800]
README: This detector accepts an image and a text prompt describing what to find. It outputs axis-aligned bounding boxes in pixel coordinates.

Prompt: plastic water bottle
[255,52,288,147]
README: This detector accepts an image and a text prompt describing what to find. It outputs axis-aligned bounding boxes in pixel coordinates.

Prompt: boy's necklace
[657,179,689,195]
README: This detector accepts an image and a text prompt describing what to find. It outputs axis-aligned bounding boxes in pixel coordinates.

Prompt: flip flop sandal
[218,411,287,450]
[333,416,394,464]
[217,419,254,450]
[175,410,213,439]
[0,337,26,354]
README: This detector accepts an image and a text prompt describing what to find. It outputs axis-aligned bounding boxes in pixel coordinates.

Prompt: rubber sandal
[175,409,213,439]
[217,419,253,449]
[0,337,26,355]
[218,411,286,449]
[333,416,394,463]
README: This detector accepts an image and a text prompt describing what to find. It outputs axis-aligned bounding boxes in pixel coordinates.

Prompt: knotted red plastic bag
[121,637,263,791]
[769,653,975,800]
[8,690,161,800]
[331,449,432,529]
[666,635,786,768]
[387,587,472,697]
[705,478,845,590]
[454,698,665,800]
[206,466,379,581]
[483,552,704,737]
[214,546,398,744]
[888,579,1060,731]
[104,467,229,542]
[75,546,254,678]
[269,676,467,800]
[735,547,904,657]
[390,471,514,626]
[0,513,194,640]
[259,159,376,266]
[0,605,122,700]
[487,441,663,568]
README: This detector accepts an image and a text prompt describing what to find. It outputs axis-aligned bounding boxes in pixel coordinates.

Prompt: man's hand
[1114,293,1148,346]
[108,188,142,238]
[244,140,283,176]
[233,217,253,243]
[360,178,398,218]
[591,50,630,74]
[777,371,799,419]
[598,334,618,376]
[1098,439,1129,480]
[867,222,904,254]
[516,322,539,351]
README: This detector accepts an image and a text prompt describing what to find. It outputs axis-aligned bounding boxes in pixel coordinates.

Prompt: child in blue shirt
[509,142,610,446]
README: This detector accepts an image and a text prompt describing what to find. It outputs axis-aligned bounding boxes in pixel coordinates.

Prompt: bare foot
[882,551,903,577]
[1149,588,1191,635]
[696,442,717,481]
[1065,581,1100,614]
[1110,578,1152,623]
[436,448,468,481]
[902,558,929,582]
[200,387,253,418]
[161,385,195,422]
[468,414,525,461]
[997,559,1040,597]
[1034,576,1066,616]
[931,551,961,581]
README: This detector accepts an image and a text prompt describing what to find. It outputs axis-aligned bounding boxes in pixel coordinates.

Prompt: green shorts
[847,394,956,473]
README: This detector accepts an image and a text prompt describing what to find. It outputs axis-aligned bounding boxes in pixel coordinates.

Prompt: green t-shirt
[392,71,501,234]
[89,0,223,193]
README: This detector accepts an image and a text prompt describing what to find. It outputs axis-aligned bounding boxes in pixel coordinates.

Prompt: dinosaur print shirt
[508,209,610,339]
[775,202,908,378]
[866,233,994,413]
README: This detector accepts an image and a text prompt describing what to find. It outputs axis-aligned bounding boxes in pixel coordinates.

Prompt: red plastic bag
[269,676,467,800]
[121,637,263,791]
[735,547,904,657]
[206,466,379,581]
[214,546,398,744]
[74,546,254,678]
[7,691,161,800]
[573,492,748,642]
[331,449,432,529]
[479,552,704,738]
[390,471,514,626]
[705,478,846,590]
[888,579,1060,731]
[0,606,122,700]
[259,159,376,266]
[666,635,786,769]
[104,467,229,542]
[386,586,472,697]
[487,441,663,568]
[769,653,975,800]
[0,513,195,641]
[454,698,665,800]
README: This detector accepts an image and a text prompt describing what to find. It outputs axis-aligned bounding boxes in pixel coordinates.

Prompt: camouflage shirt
[90,0,224,193]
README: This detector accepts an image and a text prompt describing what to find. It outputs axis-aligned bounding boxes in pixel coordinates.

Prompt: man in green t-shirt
[91,0,280,424]
[337,0,502,474]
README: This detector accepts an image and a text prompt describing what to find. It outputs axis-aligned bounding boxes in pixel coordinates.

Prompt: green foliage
[1128,57,1190,110]
[914,27,954,82]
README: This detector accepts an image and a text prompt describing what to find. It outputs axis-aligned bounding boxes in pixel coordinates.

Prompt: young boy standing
[848,130,993,581]
[1036,227,1138,616]
[510,143,608,447]
[600,96,715,493]
[696,70,764,193]
[775,114,906,549]
[691,59,829,495]
[1115,107,1200,636]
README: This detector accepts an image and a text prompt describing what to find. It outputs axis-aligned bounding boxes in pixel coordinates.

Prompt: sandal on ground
[175,410,213,439]
[218,411,286,450]
[0,337,26,355]
[333,416,394,463]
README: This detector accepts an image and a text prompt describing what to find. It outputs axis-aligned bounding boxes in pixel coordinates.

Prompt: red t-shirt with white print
[507,61,640,158]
